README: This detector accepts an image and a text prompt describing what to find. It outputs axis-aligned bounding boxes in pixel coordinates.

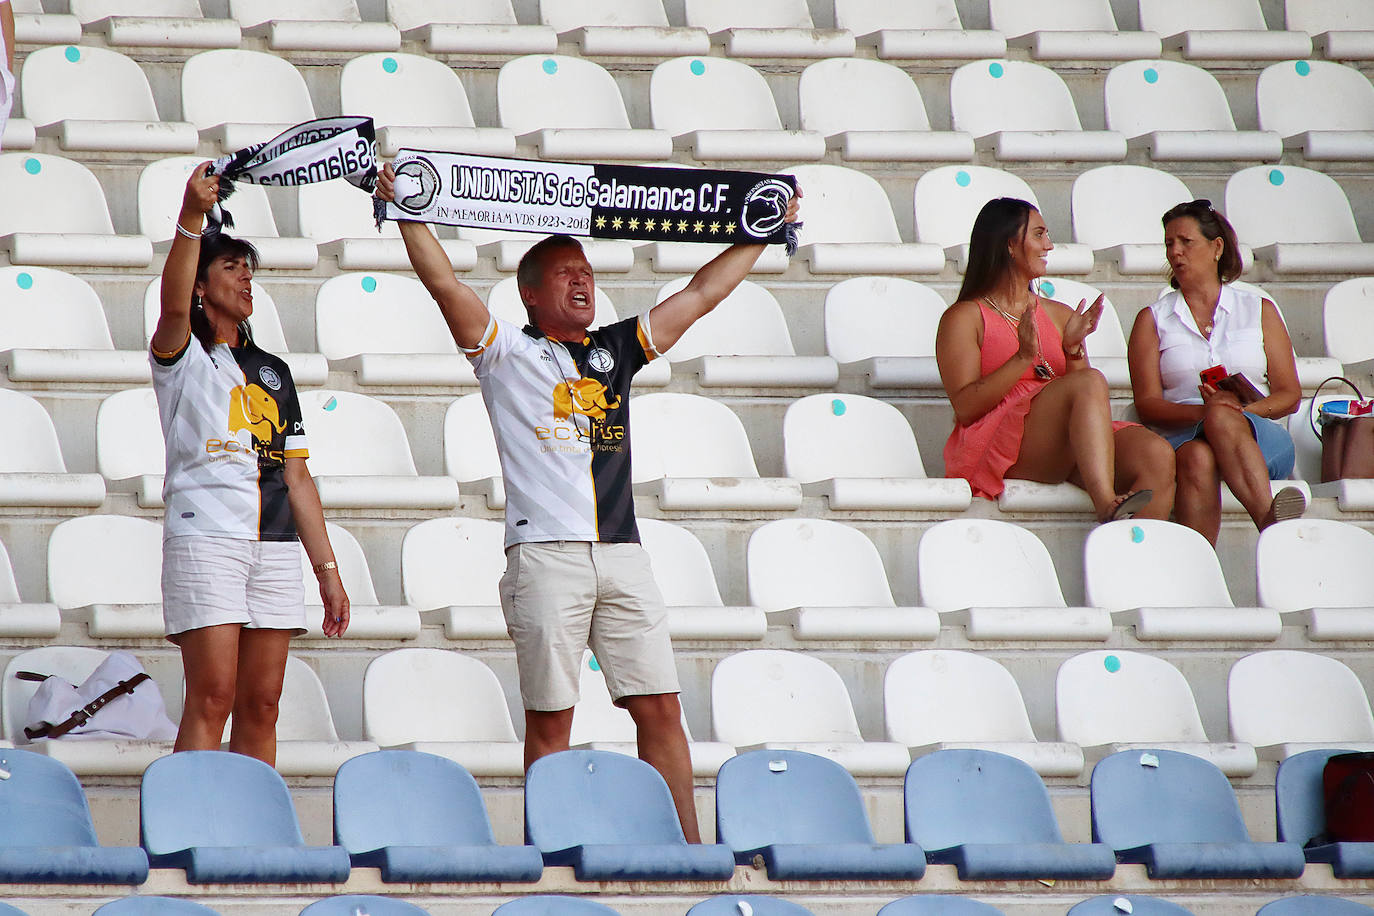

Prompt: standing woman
[937,197,1175,521]
[151,163,349,765]
[1127,199,1304,546]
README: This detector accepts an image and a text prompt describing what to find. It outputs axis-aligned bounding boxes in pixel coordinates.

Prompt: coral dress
[943,300,1132,499]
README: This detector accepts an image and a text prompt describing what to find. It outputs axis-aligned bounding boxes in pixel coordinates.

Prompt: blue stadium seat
[1276,749,1374,877]
[524,750,735,881]
[1257,898,1374,915]
[1090,749,1306,879]
[299,896,432,915]
[333,750,543,882]
[95,899,222,915]
[878,897,1007,914]
[491,897,622,915]
[1066,897,1196,915]
[0,903,34,915]
[904,749,1117,880]
[140,751,351,883]
[715,749,926,879]
[0,749,149,884]
[686,897,816,915]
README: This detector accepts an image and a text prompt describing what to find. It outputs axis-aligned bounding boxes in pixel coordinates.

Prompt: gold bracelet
[1063,343,1085,360]
[312,560,337,575]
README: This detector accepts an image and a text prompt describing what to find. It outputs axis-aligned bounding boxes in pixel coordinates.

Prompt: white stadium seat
[95,387,167,510]
[747,518,938,641]
[443,393,505,510]
[400,517,507,640]
[683,0,855,58]
[1257,60,1374,161]
[227,0,399,52]
[47,514,165,639]
[798,58,974,161]
[649,57,825,161]
[885,650,1084,777]
[385,0,556,54]
[711,649,911,777]
[1030,277,1130,388]
[1070,165,1193,274]
[0,386,104,508]
[20,45,197,153]
[1257,519,1374,639]
[0,538,58,638]
[539,0,708,57]
[782,393,971,511]
[636,518,767,641]
[832,0,1006,59]
[296,523,419,640]
[298,180,476,273]
[1104,59,1283,161]
[1323,277,1374,375]
[498,54,670,161]
[1138,0,1312,59]
[181,49,315,151]
[1283,0,1374,59]
[69,0,240,48]
[823,276,948,389]
[1057,649,1258,776]
[1229,651,1374,759]
[989,0,1161,60]
[9,0,81,46]
[1225,165,1374,273]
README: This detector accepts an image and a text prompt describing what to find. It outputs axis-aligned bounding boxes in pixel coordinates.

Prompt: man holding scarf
[376,162,799,841]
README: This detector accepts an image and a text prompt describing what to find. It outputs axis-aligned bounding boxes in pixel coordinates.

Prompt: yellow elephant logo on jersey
[553,378,620,421]
[228,383,285,444]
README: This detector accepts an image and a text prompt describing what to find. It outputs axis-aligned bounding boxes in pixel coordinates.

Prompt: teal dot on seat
[361,276,377,293]
[16,273,33,290]
[588,654,601,672]
[1269,169,1285,186]
[323,397,338,411]
[831,398,846,416]
[1131,525,1144,543]
[382,56,398,74]
[542,58,558,75]
[23,158,40,175]
[1104,654,1122,673]
[1295,60,1311,77]
[690,59,705,76]
[64,46,80,63]
[1040,280,1056,298]
[1143,67,1158,84]
[988,62,1004,79]
[955,170,971,187]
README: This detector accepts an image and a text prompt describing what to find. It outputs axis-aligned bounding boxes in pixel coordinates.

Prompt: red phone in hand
[1200,365,1229,387]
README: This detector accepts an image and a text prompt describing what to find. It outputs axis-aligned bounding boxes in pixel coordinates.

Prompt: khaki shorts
[499,540,679,711]
[161,535,307,640]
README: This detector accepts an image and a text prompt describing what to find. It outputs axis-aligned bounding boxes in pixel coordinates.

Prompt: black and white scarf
[379,150,800,253]
[205,116,378,232]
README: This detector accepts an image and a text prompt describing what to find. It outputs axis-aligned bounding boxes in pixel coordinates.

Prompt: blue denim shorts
[1162,413,1296,479]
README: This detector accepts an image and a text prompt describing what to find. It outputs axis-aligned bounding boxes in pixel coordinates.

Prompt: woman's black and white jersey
[151,333,307,541]
[465,313,656,548]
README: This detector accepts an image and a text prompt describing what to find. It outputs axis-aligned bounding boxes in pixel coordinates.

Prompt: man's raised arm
[646,187,801,354]
[377,163,490,350]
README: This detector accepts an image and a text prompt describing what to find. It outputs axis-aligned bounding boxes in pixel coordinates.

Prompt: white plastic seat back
[340,52,477,130]
[540,0,669,30]
[182,50,315,130]
[951,60,1084,135]
[1257,519,1374,610]
[272,657,342,742]
[1105,60,1239,136]
[498,55,631,132]
[1323,278,1374,365]
[400,517,506,611]
[144,276,290,353]
[363,648,517,745]
[1071,165,1193,248]
[139,156,280,243]
[712,649,861,745]
[0,388,68,473]
[784,164,902,245]
[782,393,925,481]
[1258,60,1374,135]
[1031,277,1128,359]
[798,58,933,134]
[485,276,618,329]
[20,45,159,125]
[1139,0,1268,30]
[1284,0,1374,31]
[913,165,1039,248]
[885,650,1037,744]
[298,522,378,606]
[47,515,163,609]
[636,518,725,606]
[230,0,362,28]
[1084,519,1234,609]
[989,0,1117,33]
[747,518,894,610]
[654,277,794,360]
[297,391,418,476]
[650,56,784,133]
[684,0,814,30]
[834,0,964,31]
[0,266,114,349]
[1056,649,1210,745]
[3,646,110,741]
[0,153,117,235]
[1225,165,1362,246]
[918,519,1067,610]
[569,649,634,744]
[386,0,517,29]
[443,393,501,483]
[96,388,163,481]
[629,392,759,482]
[298,180,401,243]
[71,0,205,19]
[315,273,456,359]
[823,276,946,362]
[1229,651,1374,746]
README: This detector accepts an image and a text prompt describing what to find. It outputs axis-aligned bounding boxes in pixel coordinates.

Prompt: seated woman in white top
[1127,199,1305,546]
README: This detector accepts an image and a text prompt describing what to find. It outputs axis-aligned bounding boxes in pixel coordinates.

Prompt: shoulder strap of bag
[15,671,50,682]
[23,672,151,740]
[1310,376,1366,442]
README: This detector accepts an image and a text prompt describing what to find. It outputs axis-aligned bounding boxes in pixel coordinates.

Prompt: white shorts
[161,535,306,640]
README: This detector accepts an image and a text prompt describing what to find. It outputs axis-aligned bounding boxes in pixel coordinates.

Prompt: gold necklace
[984,296,1054,380]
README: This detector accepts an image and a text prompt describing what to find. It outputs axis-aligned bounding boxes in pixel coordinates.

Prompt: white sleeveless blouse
[1149,284,1271,406]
